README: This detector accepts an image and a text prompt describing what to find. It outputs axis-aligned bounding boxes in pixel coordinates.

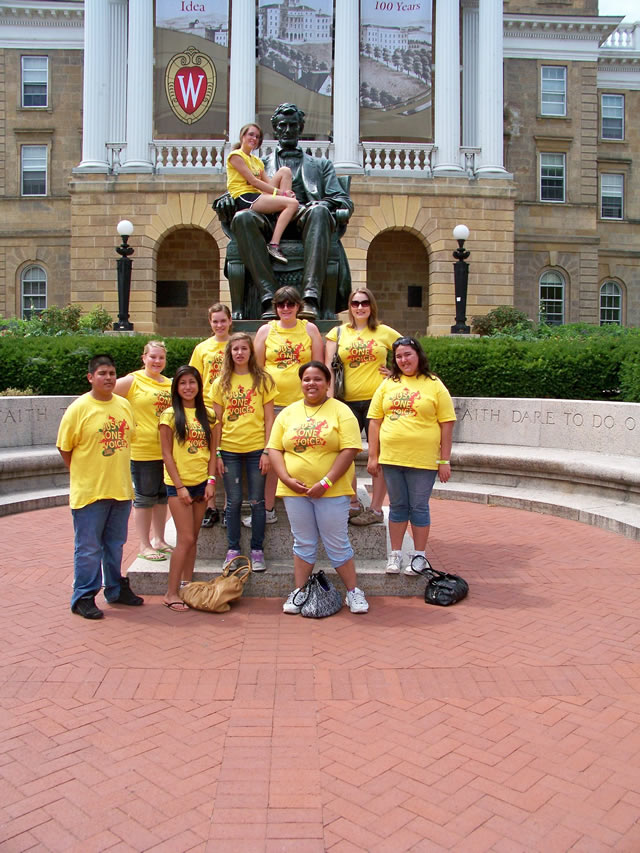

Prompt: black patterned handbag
[293,570,344,618]
[410,555,469,606]
[331,326,346,401]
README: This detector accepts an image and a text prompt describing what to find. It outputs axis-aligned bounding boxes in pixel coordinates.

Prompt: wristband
[272,188,277,196]
[207,476,216,484]
[319,478,330,490]
[262,450,269,456]
[437,460,450,465]
[216,450,222,458]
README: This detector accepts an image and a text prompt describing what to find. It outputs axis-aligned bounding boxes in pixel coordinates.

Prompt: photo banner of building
[359,0,432,141]
[154,0,229,137]
[257,0,333,139]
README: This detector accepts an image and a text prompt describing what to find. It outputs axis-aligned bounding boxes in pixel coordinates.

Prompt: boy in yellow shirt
[56,354,144,619]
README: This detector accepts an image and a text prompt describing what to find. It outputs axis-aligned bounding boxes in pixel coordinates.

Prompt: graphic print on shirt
[275,338,305,370]
[292,418,328,454]
[227,384,257,422]
[99,415,132,456]
[206,351,225,386]
[346,336,376,368]
[154,390,171,417]
[186,418,209,454]
[388,387,422,421]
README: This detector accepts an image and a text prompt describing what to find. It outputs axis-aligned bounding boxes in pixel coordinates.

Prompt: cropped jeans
[221,449,266,551]
[71,499,131,607]
[381,465,437,528]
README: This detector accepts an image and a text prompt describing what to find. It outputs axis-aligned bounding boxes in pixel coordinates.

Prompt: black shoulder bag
[410,555,469,606]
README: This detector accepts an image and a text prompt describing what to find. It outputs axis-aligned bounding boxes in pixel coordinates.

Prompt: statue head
[271,103,305,150]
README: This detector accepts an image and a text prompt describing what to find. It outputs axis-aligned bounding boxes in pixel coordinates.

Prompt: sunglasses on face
[276,300,298,309]
[351,299,370,307]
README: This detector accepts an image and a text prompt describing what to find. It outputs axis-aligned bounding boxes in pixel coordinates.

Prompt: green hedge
[1,332,639,402]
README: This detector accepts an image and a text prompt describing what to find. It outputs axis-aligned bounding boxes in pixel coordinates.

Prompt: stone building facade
[0,0,638,338]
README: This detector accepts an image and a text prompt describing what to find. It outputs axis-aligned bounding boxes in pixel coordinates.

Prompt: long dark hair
[390,337,436,381]
[170,365,211,445]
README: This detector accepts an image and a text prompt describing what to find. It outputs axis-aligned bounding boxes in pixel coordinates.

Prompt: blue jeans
[221,449,265,551]
[71,499,132,607]
[283,495,353,568]
[381,465,437,527]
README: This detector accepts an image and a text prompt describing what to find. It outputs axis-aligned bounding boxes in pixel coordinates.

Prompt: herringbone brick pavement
[0,503,639,852]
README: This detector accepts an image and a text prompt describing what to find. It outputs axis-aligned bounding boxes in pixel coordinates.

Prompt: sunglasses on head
[393,336,416,348]
[276,300,298,309]
[350,299,370,307]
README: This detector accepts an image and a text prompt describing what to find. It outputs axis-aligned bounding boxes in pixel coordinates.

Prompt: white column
[333,0,361,171]
[433,0,463,174]
[77,0,110,171]
[109,0,128,145]
[476,0,507,174]
[228,0,256,144]
[121,0,153,172]
[462,5,478,148]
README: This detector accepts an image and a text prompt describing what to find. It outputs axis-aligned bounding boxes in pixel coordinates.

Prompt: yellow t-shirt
[227,149,264,198]
[189,337,228,406]
[264,320,313,406]
[125,370,171,461]
[268,398,362,498]
[367,374,456,470]
[56,392,136,509]
[159,406,216,487]
[211,373,277,454]
[326,323,400,402]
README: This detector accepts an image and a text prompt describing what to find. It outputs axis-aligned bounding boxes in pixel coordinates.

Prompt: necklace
[303,397,329,421]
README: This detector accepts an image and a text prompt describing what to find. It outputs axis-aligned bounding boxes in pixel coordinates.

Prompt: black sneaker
[71,596,104,620]
[109,577,144,606]
[201,507,219,528]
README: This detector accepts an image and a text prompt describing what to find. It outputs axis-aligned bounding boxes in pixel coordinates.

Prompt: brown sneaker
[349,501,364,519]
[268,243,288,264]
[349,507,384,526]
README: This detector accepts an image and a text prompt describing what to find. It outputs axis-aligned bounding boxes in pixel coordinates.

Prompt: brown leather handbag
[180,555,252,612]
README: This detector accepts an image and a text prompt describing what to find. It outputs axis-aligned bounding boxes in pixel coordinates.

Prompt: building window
[601,94,624,140]
[22,56,48,108]
[541,66,566,116]
[540,153,565,202]
[599,281,622,326]
[21,145,47,196]
[600,174,623,220]
[21,266,47,319]
[539,271,565,325]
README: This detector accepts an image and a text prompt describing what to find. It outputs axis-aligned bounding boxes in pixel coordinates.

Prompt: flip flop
[137,552,167,562]
[155,546,174,554]
[163,601,189,611]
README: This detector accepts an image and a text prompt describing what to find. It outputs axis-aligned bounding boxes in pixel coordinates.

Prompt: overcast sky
[598,1,637,22]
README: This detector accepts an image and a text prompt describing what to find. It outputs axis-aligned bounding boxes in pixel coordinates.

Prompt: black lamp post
[451,223,470,335]
[113,219,135,331]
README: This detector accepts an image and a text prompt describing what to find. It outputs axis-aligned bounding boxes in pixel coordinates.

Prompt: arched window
[599,281,622,326]
[21,265,47,319]
[539,271,564,325]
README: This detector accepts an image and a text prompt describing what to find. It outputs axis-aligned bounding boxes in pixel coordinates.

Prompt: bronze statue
[215,103,353,320]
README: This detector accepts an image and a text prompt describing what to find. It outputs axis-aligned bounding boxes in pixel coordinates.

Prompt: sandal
[137,551,167,562]
[163,600,189,612]
[201,507,220,528]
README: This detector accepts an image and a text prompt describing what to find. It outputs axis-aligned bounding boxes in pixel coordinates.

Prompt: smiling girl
[159,366,217,611]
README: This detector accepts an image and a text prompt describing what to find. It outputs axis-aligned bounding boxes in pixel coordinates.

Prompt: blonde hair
[143,340,166,355]
[218,332,274,396]
[347,287,379,330]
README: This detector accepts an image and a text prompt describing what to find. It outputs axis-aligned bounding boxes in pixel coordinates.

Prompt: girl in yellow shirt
[212,333,276,573]
[159,366,217,611]
[226,123,299,263]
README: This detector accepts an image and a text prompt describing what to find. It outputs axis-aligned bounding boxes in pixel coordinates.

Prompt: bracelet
[177,485,186,491]
[437,460,450,465]
[262,450,269,456]
[319,478,330,490]
[207,476,216,484]
[272,188,277,196]
[216,450,221,458]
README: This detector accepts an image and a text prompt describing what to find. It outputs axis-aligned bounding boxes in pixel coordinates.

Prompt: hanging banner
[154,0,229,138]
[359,0,433,142]
[256,0,333,141]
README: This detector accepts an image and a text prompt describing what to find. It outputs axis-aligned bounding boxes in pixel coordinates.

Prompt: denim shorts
[381,465,437,527]
[166,481,207,500]
[131,460,168,508]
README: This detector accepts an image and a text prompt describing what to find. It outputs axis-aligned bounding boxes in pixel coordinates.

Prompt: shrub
[619,356,640,403]
[0,303,114,337]
[471,305,533,336]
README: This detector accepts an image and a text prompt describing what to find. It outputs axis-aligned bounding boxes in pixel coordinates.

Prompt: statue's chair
[213,176,352,319]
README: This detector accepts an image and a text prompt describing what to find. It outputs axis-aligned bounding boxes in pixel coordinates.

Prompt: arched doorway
[156,228,220,337]
[365,231,429,336]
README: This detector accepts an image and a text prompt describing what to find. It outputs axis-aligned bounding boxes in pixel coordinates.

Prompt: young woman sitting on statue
[226,123,298,265]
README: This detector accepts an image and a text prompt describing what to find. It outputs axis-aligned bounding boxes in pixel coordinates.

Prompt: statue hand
[214,193,237,225]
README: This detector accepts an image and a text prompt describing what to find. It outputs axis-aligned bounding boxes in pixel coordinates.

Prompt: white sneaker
[251,549,266,572]
[345,587,369,613]
[385,552,403,574]
[404,554,427,576]
[242,508,277,528]
[283,588,302,614]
